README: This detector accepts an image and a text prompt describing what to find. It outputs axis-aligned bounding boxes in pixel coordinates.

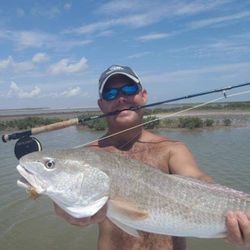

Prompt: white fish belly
[108,209,226,238]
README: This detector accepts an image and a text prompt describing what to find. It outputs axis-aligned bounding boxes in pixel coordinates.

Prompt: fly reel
[14,136,42,160]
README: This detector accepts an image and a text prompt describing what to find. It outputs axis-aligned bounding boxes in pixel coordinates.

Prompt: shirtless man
[54,65,250,249]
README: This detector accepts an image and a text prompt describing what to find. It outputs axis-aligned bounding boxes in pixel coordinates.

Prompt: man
[54,65,250,249]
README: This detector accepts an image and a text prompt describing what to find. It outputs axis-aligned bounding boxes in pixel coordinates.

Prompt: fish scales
[16,147,250,238]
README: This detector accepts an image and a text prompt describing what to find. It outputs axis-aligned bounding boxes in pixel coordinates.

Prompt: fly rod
[2,81,250,143]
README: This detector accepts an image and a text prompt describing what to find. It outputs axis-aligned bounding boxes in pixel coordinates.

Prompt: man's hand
[226,211,250,247]
[53,202,107,226]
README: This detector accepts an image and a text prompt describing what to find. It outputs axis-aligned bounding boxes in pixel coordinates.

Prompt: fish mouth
[16,164,45,196]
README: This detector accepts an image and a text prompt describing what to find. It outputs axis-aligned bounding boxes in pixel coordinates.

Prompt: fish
[16,146,250,238]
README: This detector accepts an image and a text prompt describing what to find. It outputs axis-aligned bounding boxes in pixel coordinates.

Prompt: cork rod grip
[31,118,79,135]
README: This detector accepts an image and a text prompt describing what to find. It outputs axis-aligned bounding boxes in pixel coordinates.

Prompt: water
[0,126,249,250]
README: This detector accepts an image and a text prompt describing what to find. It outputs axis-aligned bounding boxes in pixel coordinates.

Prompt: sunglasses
[102,83,141,101]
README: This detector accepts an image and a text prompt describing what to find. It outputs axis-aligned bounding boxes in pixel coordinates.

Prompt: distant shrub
[204,119,214,127]
[178,117,203,129]
[159,119,178,128]
[223,118,232,126]
[143,116,159,129]
[0,122,7,130]
[1,117,62,130]
[82,119,107,131]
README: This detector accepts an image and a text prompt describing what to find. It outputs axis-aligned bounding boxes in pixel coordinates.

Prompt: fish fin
[243,195,250,202]
[109,198,148,220]
[108,217,141,238]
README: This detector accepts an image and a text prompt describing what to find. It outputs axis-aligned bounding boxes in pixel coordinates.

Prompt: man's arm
[168,142,213,182]
[168,142,250,247]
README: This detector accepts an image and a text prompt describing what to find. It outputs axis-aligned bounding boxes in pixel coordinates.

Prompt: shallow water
[0,126,249,250]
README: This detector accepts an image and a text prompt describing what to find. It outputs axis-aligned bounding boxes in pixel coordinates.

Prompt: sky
[0,0,250,109]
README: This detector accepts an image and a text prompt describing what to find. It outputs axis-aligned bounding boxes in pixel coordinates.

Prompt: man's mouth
[116,106,138,113]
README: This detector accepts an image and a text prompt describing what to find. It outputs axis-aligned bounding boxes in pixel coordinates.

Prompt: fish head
[17,150,110,218]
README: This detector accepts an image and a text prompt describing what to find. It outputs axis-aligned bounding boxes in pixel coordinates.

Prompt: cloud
[16,8,25,17]
[0,53,49,73]
[127,51,152,59]
[1,30,92,50]
[96,0,143,14]
[30,3,73,18]
[0,56,34,72]
[174,0,230,16]
[48,57,88,75]
[143,62,250,85]
[31,6,61,19]
[8,82,41,98]
[63,86,81,97]
[188,11,250,29]
[137,32,170,41]
[15,31,56,49]
[51,86,82,97]
[70,0,230,35]
[0,56,13,70]
[64,3,72,10]
[165,37,250,60]
[97,0,227,16]
[70,13,160,35]
[96,30,114,37]
[32,53,49,63]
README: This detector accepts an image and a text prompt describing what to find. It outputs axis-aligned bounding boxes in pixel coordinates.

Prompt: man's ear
[98,99,105,113]
[141,88,148,105]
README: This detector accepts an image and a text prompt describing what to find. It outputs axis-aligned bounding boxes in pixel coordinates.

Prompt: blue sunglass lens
[122,84,139,95]
[102,88,118,101]
[102,83,140,101]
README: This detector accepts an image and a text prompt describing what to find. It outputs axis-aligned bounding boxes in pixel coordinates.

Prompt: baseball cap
[98,65,141,97]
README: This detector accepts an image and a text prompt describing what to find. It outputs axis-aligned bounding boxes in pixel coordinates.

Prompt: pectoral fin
[108,198,149,220]
[107,199,148,237]
[108,217,140,237]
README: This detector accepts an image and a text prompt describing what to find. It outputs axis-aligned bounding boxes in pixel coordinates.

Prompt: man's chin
[114,113,141,127]
[116,109,133,117]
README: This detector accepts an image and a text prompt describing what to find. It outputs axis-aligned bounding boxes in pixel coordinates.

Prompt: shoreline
[1,109,250,122]
[0,110,84,121]
[1,110,250,131]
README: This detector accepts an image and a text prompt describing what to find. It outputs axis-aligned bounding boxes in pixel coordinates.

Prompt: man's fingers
[226,211,250,246]
[226,212,244,245]
[236,212,250,245]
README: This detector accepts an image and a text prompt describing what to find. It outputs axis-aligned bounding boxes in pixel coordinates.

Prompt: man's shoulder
[143,130,183,146]
[142,131,191,160]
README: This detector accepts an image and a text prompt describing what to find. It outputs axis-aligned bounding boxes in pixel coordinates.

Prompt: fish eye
[45,159,55,169]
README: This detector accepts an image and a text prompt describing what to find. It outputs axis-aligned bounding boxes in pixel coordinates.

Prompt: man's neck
[105,128,144,150]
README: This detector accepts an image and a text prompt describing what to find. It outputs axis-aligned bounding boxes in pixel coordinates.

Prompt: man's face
[98,75,147,128]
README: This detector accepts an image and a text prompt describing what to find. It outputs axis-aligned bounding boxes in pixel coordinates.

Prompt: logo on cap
[106,65,124,75]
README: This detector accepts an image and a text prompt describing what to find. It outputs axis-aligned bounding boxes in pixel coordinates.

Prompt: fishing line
[2,82,250,159]
[74,89,250,148]
[3,82,250,143]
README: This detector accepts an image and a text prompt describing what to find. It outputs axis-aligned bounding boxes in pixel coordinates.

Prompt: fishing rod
[1,82,250,159]
[2,82,250,143]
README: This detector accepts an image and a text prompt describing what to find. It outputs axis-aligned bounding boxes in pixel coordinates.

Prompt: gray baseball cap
[98,65,141,97]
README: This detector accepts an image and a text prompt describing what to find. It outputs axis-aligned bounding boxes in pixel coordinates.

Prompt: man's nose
[116,92,128,103]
